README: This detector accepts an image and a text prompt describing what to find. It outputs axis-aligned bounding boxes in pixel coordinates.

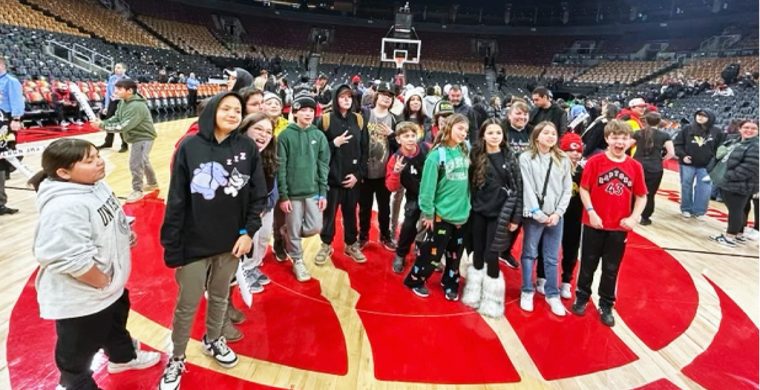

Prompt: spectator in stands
[186,72,200,115]
[351,75,364,114]
[277,78,293,112]
[447,84,478,142]
[51,82,83,127]
[157,68,168,84]
[254,69,268,91]
[177,72,187,84]
[528,86,567,136]
[0,56,24,216]
[674,109,724,220]
[487,96,505,121]
[617,97,647,131]
[98,63,129,153]
[712,83,735,97]
[225,68,254,93]
[314,74,333,113]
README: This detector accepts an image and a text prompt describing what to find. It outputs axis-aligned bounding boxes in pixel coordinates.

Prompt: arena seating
[137,15,233,57]
[1,0,87,37]
[26,0,166,48]
[575,60,675,85]
[655,56,760,84]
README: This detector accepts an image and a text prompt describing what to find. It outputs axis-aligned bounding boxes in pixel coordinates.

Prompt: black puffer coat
[489,148,524,253]
[719,136,759,196]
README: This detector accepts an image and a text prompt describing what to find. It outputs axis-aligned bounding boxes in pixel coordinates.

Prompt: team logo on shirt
[597,167,633,196]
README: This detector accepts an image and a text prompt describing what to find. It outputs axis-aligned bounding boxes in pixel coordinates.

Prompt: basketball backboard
[381,37,421,65]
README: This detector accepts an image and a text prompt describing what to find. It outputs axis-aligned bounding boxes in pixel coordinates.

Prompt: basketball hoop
[393,57,405,69]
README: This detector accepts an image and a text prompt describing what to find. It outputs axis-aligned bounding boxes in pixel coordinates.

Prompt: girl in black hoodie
[159,92,267,389]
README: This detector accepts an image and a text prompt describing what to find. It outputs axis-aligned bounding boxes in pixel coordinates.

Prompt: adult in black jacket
[448,85,478,142]
[711,120,759,246]
[315,84,369,263]
[673,109,724,218]
[529,86,567,135]
[582,102,619,158]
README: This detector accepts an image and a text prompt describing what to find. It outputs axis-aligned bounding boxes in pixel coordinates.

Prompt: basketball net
[394,57,405,69]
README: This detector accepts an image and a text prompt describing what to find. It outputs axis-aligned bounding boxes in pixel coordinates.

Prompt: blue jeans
[520,218,564,298]
[679,164,711,216]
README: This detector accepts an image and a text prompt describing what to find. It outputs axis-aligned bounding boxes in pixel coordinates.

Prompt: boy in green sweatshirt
[277,93,330,282]
[93,79,157,203]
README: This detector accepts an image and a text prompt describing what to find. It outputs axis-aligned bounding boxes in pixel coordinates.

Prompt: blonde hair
[527,121,565,165]
[433,113,469,155]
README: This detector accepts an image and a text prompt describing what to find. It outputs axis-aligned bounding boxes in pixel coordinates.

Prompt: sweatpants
[390,188,405,238]
[359,177,391,242]
[642,169,664,220]
[404,217,465,292]
[575,226,628,309]
[470,211,500,278]
[321,186,359,246]
[129,140,157,192]
[283,197,323,261]
[396,199,421,258]
[242,209,274,268]
[171,253,239,357]
[722,190,752,235]
[55,290,136,389]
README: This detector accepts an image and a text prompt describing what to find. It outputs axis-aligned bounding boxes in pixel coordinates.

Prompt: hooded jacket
[317,84,369,187]
[231,68,254,92]
[161,92,267,268]
[674,109,724,167]
[277,122,330,200]
[99,93,156,144]
[719,136,759,196]
[33,180,131,319]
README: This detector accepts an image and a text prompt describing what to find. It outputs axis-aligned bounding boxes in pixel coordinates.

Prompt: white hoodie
[33,179,132,320]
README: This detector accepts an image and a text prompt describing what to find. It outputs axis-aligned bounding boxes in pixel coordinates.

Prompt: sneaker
[201,335,238,368]
[743,228,759,241]
[599,306,615,327]
[444,288,459,301]
[545,296,567,317]
[391,255,405,273]
[158,357,186,390]
[710,234,737,248]
[344,242,367,263]
[499,254,519,269]
[222,320,244,343]
[520,292,534,312]
[535,278,546,296]
[694,214,709,221]
[411,285,429,298]
[560,283,572,299]
[292,260,311,282]
[0,206,19,215]
[241,267,264,294]
[125,191,144,203]
[273,240,288,262]
[681,211,692,218]
[246,266,270,286]
[359,239,369,250]
[227,304,245,324]
[142,183,159,192]
[639,218,652,226]
[118,145,129,153]
[314,243,333,266]
[381,237,398,252]
[571,299,588,316]
[106,350,161,373]
[60,120,70,127]
[97,143,113,149]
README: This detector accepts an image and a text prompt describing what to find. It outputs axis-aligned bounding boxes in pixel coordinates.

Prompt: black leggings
[359,177,391,241]
[642,169,664,220]
[404,218,465,291]
[470,211,500,278]
[723,190,752,235]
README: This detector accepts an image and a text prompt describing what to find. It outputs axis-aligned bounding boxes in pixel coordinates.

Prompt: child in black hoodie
[159,92,267,389]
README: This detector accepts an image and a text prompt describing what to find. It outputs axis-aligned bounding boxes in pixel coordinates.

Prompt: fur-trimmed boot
[478,273,506,318]
[462,265,485,309]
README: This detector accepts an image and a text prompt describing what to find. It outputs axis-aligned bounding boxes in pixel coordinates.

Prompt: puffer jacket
[489,148,524,253]
[719,136,759,196]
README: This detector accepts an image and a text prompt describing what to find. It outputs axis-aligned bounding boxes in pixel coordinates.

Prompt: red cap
[352,75,361,84]
[560,132,583,153]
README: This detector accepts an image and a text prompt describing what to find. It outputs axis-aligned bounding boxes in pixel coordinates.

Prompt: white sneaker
[107,349,161,373]
[520,292,534,312]
[560,283,572,299]
[292,260,311,282]
[535,278,546,295]
[202,335,238,368]
[546,296,567,317]
[158,356,186,390]
[142,183,159,192]
[681,211,692,218]
[743,228,759,241]
[126,191,144,203]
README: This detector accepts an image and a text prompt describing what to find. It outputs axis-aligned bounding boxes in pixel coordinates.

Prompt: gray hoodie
[519,151,573,219]
[33,179,132,320]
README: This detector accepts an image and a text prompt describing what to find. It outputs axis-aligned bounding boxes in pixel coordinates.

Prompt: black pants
[575,227,628,308]
[188,89,198,113]
[537,216,581,283]
[499,223,522,260]
[321,185,359,245]
[55,104,81,123]
[723,190,752,235]
[396,199,421,257]
[101,100,125,147]
[359,177,391,241]
[642,169,664,220]
[55,290,136,389]
[470,211,500,278]
[404,217,465,292]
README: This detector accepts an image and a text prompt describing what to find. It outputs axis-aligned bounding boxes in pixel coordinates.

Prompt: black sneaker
[96,143,112,149]
[640,218,652,226]
[444,288,459,301]
[201,335,238,368]
[411,285,430,298]
[118,145,129,153]
[0,206,19,215]
[381,237,397,252]
[392,255,405,274]
[499,254,519,269]
[599,306,615,327]
[571,299,588,316]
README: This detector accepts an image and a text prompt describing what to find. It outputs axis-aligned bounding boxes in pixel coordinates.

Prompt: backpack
[435,141,470,178]
[320,112,364,131]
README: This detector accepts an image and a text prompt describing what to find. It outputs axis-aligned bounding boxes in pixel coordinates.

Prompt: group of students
[29,73,758,390]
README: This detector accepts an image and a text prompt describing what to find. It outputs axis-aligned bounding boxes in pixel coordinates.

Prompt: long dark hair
[471,118,506,189]
[402,94,425,128]
[239,112,278,180]
[28,139,97,191]
[639,111,661,155]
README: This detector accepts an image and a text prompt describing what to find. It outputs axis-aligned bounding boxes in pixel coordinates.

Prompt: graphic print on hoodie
[161,92,267,268]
